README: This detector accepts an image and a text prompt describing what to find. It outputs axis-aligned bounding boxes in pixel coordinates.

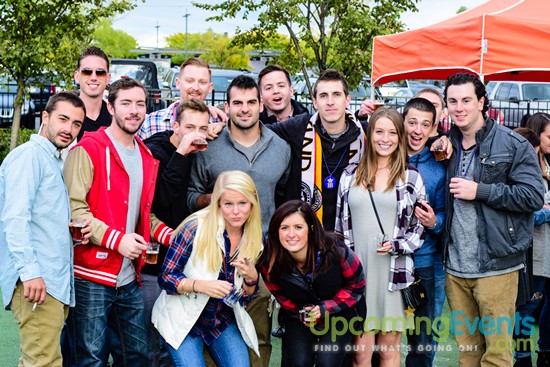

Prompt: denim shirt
[0,135,74,309]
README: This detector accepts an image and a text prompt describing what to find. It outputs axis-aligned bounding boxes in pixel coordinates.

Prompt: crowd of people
[1,44,550,367]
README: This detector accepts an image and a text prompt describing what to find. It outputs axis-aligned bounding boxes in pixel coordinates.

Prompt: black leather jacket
[444,118,545,271]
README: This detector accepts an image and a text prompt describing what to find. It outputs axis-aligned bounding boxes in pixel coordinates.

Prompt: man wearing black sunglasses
[74,46,112,141]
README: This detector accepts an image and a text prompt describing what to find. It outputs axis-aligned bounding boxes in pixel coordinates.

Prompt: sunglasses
[80,68,107,77]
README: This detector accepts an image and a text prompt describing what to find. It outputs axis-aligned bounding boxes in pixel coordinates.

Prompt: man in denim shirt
[0,92,88,367]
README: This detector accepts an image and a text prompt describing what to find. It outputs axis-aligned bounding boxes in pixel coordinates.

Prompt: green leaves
[0,0,136,148]
[194,0,418,90]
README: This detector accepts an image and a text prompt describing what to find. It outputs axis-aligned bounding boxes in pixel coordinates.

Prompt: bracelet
[243,278,259,287]
[192,279,197,293]
[179,279,188,294]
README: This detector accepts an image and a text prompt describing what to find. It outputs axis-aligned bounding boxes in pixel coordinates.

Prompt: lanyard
[456,136,477,177]
[322,146,348,190]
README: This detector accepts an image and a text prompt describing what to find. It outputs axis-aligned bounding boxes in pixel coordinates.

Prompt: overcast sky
[112,0,487,48]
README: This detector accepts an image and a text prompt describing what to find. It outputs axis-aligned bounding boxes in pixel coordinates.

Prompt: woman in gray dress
[335,107,425,367]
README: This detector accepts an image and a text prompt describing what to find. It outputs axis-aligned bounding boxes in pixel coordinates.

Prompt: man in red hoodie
[64,78,173,367]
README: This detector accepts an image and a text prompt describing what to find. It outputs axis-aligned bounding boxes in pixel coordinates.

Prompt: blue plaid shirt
[158,219,256,345]
[138,101,221,141]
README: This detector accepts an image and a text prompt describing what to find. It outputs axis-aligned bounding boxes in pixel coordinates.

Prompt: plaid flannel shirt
[159,219,256,345]
[261,241,365,317]
[335,163,425,291]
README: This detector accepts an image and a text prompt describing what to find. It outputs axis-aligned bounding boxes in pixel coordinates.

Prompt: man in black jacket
[443,73,544,367]
[141,99,210,367]
[258,64,309,124]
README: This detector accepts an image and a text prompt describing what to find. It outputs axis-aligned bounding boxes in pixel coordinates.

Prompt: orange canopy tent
[371,0,550,86]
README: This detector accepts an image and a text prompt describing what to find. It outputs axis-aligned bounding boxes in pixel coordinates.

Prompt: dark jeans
[141,273,174,367]
[66,278,148,367]
[280,312,355,367]
[405,266,436,367]
[514,276,550,358]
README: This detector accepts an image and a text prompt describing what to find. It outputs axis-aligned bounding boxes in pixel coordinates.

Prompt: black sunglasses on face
[80,68,107,77]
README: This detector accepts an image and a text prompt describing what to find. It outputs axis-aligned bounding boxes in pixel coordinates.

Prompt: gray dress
[348,184,411,332]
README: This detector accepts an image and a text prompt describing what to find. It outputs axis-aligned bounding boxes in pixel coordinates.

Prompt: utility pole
[183,9,190,59]
[155,21,160,49]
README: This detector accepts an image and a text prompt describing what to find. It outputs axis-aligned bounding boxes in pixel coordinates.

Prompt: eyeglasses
[80,68,107,77]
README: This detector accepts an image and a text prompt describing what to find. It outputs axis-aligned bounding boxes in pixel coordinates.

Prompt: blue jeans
[514,275,546,358]
[67,278,148,367]
[166,322,249,367]
[406,266,436,367]
[141,273,174,367]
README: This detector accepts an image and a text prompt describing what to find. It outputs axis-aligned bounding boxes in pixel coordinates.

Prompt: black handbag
[368,189,427,314]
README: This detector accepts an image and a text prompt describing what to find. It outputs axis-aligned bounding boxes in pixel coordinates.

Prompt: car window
[211,75,235,93]
[509,84,520,100]
[523,84,550,100]
[111,64,154,88]
[495,83,512,100]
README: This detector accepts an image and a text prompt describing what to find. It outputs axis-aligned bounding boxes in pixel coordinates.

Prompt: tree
[92,19,138,59]
[456,6,468,14]
[0,0,136,150]
[166,29,251,69]
[194,0,418,94]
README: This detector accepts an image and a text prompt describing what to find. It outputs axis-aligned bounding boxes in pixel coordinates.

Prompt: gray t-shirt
[106,128,143,286]
[447,147,522,278]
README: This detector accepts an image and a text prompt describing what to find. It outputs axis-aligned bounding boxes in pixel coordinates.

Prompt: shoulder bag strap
[368,187,385,235]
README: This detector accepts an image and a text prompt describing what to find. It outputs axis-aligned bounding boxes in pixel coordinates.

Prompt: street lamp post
[183,9,190,59]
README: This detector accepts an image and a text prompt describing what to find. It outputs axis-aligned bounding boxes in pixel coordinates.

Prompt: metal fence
[2,86,549,131]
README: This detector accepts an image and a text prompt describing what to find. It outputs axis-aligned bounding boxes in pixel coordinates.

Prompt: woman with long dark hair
[516,113,550,367]
[259,200,366,367]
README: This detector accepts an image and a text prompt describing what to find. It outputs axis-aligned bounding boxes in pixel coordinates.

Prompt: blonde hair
[176,171,263,273]
[355,107,407,191]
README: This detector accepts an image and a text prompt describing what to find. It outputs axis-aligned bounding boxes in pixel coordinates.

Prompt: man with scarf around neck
[268,69,367,231]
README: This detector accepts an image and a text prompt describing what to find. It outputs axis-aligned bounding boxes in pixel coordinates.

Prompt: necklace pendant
[324,175,336,190]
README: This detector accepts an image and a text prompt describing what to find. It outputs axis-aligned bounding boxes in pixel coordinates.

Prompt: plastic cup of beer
[416,193,429,211]
[70,219,85,244]
[433,142,446,161]
[145,242,160,264]
[222,286,244,308]
[372,100,385,111]
[376,234,390,254]
[299,304,316,323]
[192,139,208,151]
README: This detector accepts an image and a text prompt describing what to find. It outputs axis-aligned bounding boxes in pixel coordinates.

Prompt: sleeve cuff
[475,182,492,201]
[154,225,174,247]
[19,263,41,282]
[101,228,124,251]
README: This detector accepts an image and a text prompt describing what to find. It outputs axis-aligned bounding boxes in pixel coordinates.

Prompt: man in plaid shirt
[137,57,226,140]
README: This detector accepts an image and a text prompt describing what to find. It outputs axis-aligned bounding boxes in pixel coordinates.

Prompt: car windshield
[110,64,154,88]
[522,84,550,100]
[211,75,235,92]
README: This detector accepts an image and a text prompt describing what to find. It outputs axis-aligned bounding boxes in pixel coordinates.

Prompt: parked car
[486,81,550,128]
[207,69,258,106]
[110,59,163,112]
[160,66,180,104]
[383,82,444,109]
[0,76,36,129]
[27,76,59,114]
